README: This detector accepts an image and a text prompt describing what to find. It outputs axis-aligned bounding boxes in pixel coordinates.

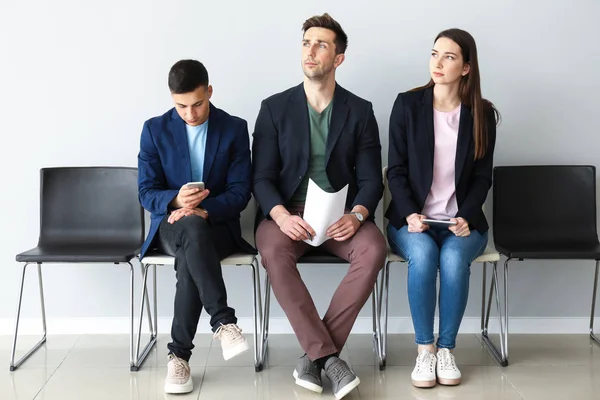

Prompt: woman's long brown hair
[413,28,500,160]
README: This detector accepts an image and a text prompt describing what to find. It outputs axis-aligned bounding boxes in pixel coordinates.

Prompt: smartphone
[185,181,205,190]
[422,218,457,227]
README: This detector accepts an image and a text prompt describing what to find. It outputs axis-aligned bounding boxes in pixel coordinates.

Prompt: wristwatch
[351,211,364,224]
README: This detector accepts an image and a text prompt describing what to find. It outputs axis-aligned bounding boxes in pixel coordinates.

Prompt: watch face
[354,212,364,222]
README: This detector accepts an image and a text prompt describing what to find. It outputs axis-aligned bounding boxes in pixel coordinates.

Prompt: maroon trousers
[256,219,386,360]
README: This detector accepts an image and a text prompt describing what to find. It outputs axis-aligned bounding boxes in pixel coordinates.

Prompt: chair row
[10,165,600,371]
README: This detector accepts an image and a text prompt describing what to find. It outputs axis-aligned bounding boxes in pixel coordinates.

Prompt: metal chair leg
[139,262,154,336]
[371,270,385,371]
[381,261,389,368]
[131,262,158,371]
[481,262,487,333]
[129,262,135,367]
[372,279,383,369]
[10,262,47,371]
[258,273,271,368]
[590,260,600,345]
[481,259,509,366]
[248,260,264,372]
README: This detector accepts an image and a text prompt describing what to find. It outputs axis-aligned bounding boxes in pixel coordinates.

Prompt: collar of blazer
[420,86,473,186]
[289,82,350,167]
[168,103,223,183]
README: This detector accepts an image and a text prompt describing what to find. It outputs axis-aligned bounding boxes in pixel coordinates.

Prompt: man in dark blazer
[252,13,386,399]
[138,60,255,394]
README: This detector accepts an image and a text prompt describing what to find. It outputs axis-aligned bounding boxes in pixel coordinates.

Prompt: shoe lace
[416,351,435,374]
[168,354,190,379]
[438,349,457,371]
[327,361,350,382]
[214,323,242,341]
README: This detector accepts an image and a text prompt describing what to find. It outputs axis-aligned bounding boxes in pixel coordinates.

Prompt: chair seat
[141,252,256,266]
[495,242,600,260]
[386,246,500,263]
[298,249,347,264]
[16,245,140,263]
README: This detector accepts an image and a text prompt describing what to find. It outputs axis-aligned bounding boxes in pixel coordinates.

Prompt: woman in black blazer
[386,28,500,389]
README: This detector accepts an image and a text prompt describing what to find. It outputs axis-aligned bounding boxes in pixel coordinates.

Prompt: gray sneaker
[324,356,360,399]
[292,355,323,393]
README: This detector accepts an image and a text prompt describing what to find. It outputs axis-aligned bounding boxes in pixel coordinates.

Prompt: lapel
[169,109,192,183]
[202,103,221,182]
[421,87,435,166]
[454,103,472,185]
[290,84,310,161]
[325,83,350,166]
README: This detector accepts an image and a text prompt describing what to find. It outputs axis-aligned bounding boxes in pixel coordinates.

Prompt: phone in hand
[422,218,457,227]
[185,182,205,191]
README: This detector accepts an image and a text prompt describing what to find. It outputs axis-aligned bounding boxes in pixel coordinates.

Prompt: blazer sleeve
[252,100,284,217]
[137,121,179,215]
[351,102,384,217]
[456,110,497,222]
[387,93,421,218]
[201,120,252,223]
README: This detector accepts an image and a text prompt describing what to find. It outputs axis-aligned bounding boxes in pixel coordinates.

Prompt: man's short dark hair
[168,60,209,94]
[302,13,348,54]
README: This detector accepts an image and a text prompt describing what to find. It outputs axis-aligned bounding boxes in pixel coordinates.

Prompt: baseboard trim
[0,317,591,335]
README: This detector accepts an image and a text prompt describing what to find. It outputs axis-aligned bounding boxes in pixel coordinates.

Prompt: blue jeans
[386,223,488,348]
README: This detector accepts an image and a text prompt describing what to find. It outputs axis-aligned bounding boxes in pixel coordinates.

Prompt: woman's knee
[439,248,471,280]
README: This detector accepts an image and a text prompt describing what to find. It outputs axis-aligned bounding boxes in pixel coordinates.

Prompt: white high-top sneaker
[411,349,437,388]
[436,348,461,385]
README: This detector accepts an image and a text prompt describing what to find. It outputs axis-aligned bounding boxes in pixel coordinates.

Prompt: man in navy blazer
[252,14,386,399]
[138,60,254,394]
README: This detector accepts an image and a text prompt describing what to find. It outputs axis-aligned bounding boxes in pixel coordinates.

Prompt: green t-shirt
[289,101,335,205]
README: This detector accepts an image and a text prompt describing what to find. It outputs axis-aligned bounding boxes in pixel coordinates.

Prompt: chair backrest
[240,196,257,246]
[493,165,598,247]
[38,167,145,248]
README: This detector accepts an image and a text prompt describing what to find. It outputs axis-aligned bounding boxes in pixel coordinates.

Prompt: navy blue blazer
[252,83,383,221]
[138,104,255,258]
[385,87,497,233]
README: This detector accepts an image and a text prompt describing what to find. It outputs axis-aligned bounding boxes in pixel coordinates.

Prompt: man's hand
[168,208,208,224]
[171,185,210,209]
[326,214,361,242]
[278,214,316,241]
[270,205,316,241]
[449,217,470,237]
[406,213,429,233]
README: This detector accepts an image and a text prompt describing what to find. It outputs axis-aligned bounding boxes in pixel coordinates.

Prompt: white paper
[302,179,349,247]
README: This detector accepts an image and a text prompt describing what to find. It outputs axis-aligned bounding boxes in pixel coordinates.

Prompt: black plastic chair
[258,249,386,370]
[10,167,145,371]
[491,165,600,366]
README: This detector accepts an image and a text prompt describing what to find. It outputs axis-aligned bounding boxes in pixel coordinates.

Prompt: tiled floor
[2,333,600,399]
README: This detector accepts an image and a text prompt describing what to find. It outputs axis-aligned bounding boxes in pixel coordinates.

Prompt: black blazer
[252,83,383,222]
[385,87,497,233]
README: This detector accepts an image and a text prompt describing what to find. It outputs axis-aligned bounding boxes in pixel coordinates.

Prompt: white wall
[1,0,599,334]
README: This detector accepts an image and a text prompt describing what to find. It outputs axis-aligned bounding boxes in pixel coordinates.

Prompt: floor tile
[34,366,203,400]
[504,365,600,400]
[0,335,79,371]
[356,365,523,400]
[0,368,53,400]
[497,334,600,366]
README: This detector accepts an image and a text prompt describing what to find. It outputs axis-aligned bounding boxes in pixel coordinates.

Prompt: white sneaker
[214,323,249,360]
[436,348,461,385]
[164,354,193,394]
[411,350,437,388]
